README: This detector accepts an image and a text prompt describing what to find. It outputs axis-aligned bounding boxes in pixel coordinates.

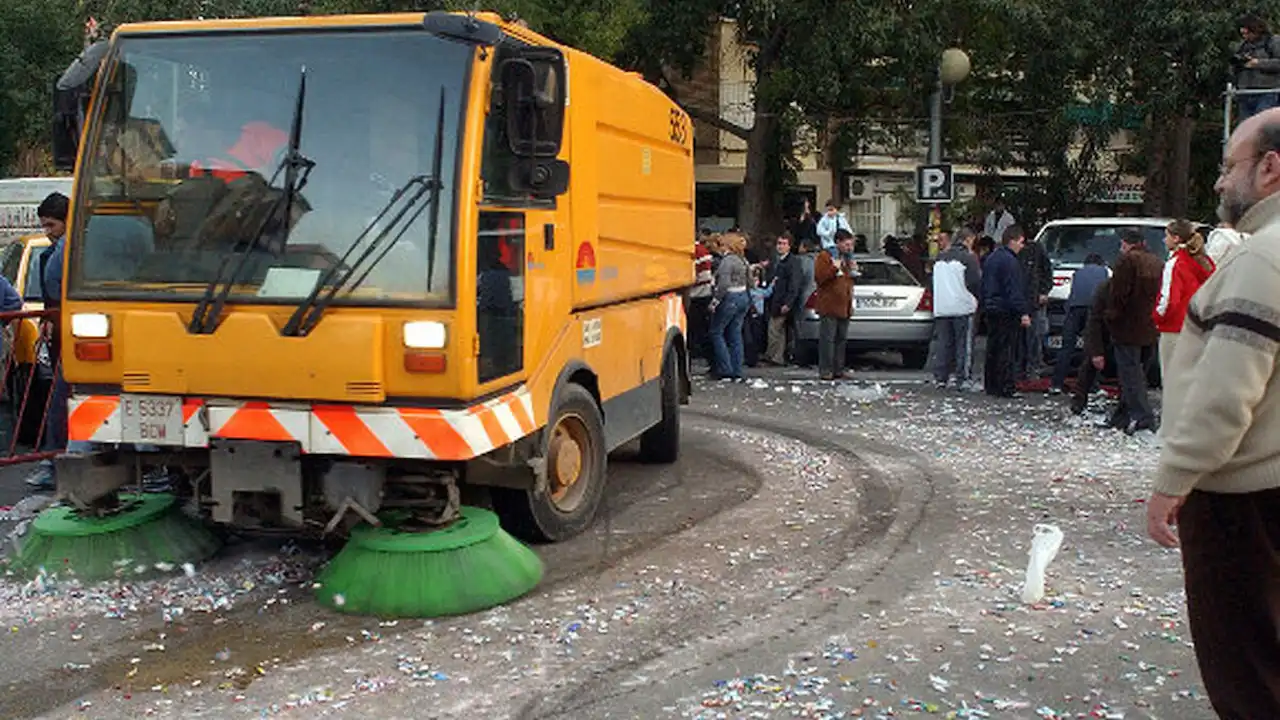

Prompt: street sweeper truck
[16,10,694,617]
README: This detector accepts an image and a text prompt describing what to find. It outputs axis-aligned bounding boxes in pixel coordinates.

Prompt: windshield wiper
[280,89,447,337]
[188,66,316,335]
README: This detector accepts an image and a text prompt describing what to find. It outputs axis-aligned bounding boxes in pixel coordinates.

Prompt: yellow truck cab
[52,11,694,540]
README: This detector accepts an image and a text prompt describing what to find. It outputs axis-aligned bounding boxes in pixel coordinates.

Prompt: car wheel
[794,341,818,367]
[901,348,930,370]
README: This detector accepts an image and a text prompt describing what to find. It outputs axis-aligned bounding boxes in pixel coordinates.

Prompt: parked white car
[795,255,934,369]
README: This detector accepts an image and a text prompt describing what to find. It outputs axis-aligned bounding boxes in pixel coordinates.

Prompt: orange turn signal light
[74,340,112,362]
[404,351,446,373]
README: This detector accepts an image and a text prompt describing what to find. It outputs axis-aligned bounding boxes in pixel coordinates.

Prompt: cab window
[476,212,525,383]
[480,43,555,209]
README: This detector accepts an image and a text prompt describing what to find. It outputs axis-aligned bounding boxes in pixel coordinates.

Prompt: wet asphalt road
[0,347,1205,720]
[0,419,773,719]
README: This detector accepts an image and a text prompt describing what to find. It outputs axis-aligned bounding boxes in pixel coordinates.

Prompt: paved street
[0,360,1202,720]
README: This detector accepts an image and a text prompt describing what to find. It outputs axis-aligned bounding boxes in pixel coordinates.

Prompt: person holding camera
[1233,14,1280,120]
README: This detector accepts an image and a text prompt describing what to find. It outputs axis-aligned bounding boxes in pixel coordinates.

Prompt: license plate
[120,394,185,445]
[856,297,897,309]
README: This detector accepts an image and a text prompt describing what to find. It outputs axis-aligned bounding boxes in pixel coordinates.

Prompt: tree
[0,0,80,174]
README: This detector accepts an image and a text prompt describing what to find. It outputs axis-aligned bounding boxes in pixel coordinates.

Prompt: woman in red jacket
[1153,219,1215,382]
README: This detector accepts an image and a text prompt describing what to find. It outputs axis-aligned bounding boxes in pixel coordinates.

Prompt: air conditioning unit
[956,182,977,200]
[845,176,874,200]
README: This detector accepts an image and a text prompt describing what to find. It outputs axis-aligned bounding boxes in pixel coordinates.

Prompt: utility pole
[928,74,943,166]
[920,49,968,245]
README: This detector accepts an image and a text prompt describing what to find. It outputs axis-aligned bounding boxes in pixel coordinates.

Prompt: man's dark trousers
[983,311,1020,397]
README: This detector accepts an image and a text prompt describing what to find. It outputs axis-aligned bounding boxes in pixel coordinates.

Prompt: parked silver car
[795,255,934,369]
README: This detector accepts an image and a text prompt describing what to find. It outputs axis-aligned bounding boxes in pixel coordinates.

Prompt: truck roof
[109,11,676,118]
[113,10,556,50]
[114,12,433,35]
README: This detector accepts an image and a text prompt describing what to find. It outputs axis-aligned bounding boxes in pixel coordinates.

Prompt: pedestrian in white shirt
[1205,223,1247,265]
[983,197,1016,244]
[815,199,852,252]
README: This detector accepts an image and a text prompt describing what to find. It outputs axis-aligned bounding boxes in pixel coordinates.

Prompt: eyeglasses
[1220,149,1275,177]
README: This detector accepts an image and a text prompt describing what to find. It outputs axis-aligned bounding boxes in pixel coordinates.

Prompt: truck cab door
[474,41,569,390]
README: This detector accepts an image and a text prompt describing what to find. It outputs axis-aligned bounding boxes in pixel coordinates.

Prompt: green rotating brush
[314,505,543,618]
[7,493,221,582]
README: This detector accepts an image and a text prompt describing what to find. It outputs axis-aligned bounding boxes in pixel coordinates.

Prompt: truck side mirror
[507,158,570,199]
[52,39,111,172]
[499,51,565,159]
[52,82,83,172]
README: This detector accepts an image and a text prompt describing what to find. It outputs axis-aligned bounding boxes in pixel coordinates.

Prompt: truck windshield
[68,29,469,305]
[1040,224,1169,266]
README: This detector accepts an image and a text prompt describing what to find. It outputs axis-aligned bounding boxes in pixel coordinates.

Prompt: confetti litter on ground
[0,366,1212,719]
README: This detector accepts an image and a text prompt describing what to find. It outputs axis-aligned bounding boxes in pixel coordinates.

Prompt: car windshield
[68,29,470,305]
[857,259,918,286]
[1039,224,1169,266]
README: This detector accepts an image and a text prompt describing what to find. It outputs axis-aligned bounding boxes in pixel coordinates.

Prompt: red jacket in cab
[1153,247,1215,333]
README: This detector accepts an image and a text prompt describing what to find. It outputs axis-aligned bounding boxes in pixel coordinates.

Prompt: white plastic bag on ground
[1021,524,1064,605]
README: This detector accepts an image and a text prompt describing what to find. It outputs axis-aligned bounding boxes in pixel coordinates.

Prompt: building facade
[674,19,1143,246]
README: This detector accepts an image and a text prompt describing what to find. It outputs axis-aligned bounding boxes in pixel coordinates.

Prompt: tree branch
[684,105,752,140]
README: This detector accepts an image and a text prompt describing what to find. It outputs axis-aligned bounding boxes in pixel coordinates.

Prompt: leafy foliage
[1,0,1277,227]
[0,0,81,174]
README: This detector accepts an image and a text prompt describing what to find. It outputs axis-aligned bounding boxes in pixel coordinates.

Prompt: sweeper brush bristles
[314,506,543,618]
[8,494,221,582]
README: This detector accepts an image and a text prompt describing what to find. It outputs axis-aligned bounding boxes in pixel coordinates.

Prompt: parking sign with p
[915,164,953,204]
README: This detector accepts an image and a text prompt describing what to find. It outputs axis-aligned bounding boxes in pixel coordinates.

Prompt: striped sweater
[1155,192,1280,497]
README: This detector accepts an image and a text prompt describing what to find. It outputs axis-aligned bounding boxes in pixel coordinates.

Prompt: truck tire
[492,383,607,542]
[639,349,680,464]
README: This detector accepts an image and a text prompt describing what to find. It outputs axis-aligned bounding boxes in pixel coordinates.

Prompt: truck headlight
[70,312,110,338]
[403,321,447,349]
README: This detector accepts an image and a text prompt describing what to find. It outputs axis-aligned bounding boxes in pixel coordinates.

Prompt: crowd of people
[687,198,1250,439]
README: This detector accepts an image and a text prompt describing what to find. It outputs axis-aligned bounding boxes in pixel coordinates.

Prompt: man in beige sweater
[1147,107,1280,717]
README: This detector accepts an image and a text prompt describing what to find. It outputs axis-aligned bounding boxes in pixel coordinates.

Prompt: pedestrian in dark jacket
[764,233,802,365]
[790,198,818,247]
[1017,230,1053,378]
[900,235,927,283]
[812,230,858,380]
[1051,253,1108,393]
[1107,229,1164,434]
[980,225,1032,398]
[1070,276,1113,416]
[1234,14,1280,120]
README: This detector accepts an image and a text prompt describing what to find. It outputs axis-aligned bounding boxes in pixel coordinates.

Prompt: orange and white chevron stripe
[66,386,538,462]
[662,291,686,334]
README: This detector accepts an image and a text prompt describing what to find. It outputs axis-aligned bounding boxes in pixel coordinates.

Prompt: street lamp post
[924,47,970,249]
[929,47,971,165]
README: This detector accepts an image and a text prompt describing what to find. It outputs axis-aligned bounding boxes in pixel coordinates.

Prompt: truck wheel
[639,349,680,464]
[492,384,606,542]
